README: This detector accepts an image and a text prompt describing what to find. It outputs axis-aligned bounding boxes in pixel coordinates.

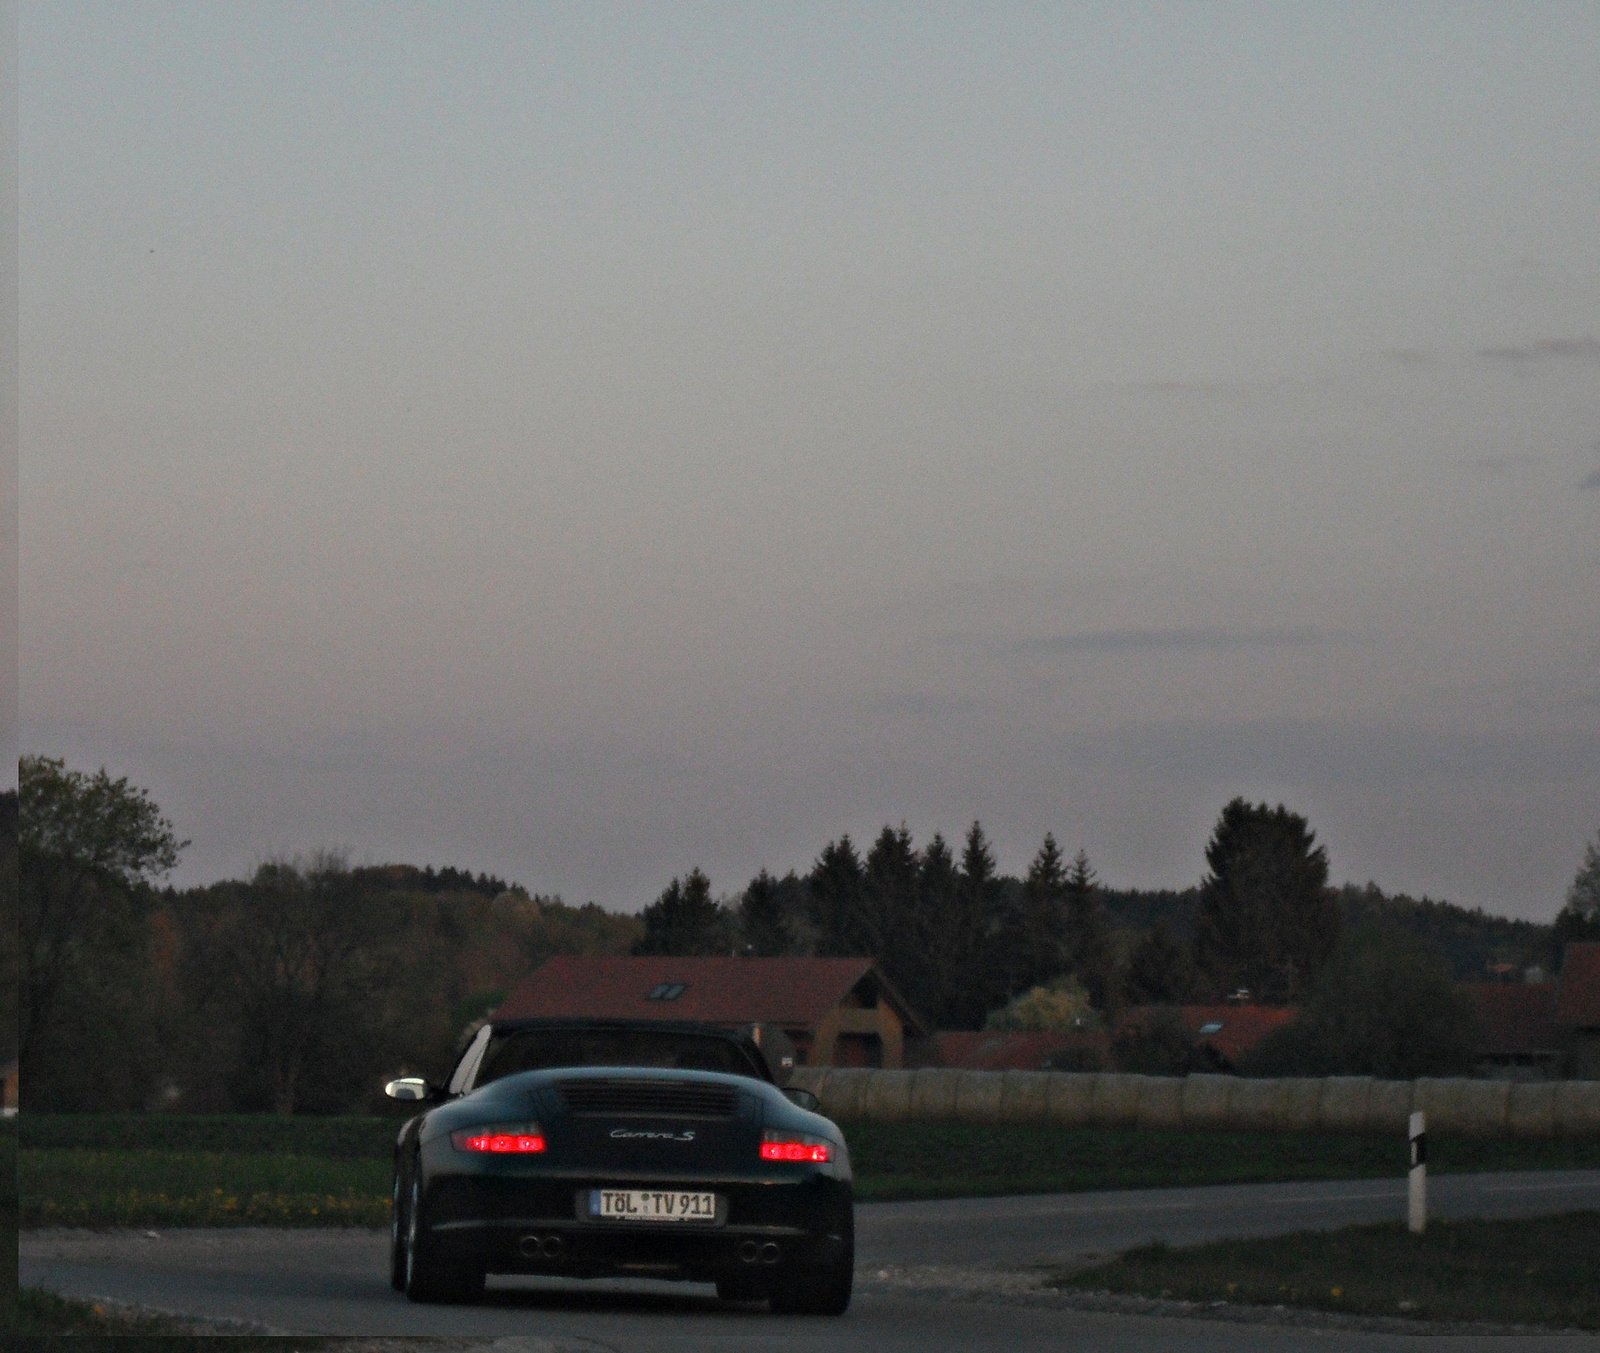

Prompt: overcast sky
[16,3,1600,919]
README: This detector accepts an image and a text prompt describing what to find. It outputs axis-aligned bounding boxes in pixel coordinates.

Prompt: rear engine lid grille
[557,1078,739,1120]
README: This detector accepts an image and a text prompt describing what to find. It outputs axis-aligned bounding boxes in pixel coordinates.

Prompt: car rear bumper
[424,1174,851,1280]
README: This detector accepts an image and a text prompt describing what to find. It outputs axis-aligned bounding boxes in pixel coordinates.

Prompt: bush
[1111,1006,1200,1075]
[1242,926,1480,1078]
[984,977,1097,1032]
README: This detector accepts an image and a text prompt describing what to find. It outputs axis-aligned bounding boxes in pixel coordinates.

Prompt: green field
[1054,1212,1600,1330]
[17,1114,1600,1226]
[842,1120,1600,1200]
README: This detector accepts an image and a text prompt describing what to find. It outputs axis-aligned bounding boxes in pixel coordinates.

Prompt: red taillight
[451,1124,546,1154]
[761,1130,832,1163]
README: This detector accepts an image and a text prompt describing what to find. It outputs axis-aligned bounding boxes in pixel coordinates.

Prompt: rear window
[476,1027,764,1087]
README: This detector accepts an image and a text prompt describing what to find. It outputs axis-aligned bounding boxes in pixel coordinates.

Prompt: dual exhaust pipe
[738,1240,781,1265]
[518,1233,566,1260]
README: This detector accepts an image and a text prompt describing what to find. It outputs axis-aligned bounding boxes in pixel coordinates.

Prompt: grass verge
[1052,1211,1600,1330]
[843,1120,1600,1201]
[20,1149,391,1227]
[17,1115,1600,1224]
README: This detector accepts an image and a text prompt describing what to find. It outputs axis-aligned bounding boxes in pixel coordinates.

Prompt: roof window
[647,982,688,1001]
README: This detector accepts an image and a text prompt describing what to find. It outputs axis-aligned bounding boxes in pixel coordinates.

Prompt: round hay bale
[1180,1074,1234,1129]
[1228,1077,1289,1131]
[1507,1081,1559,1138]
[788,1066,827,1095]
[819,1067,873,1121]
[1136,1076,1184,1130]
[999,1070,1051,1123]
[1453,1079,1511,1136]
[1045,1073,1097,1127]
[954,1069,1006,1123]
[1275,1078,1322,1131]
[1091,1073,1145,1128]
[1556,1080,1600,1136]
[860,1068,915,1122]
[1317,1077,1373,1133]
[1364,1079,1414,1134]
[910,1067,963,1120]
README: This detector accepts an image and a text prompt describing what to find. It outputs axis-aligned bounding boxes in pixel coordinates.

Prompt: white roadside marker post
[1408,1110,1427,1235]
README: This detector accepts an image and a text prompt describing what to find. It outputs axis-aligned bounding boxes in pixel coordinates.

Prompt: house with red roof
[492,955,928,1069]
[932,1030,1110,1072]
[1461,981,1564,1080]
[1555,942,1600,1080]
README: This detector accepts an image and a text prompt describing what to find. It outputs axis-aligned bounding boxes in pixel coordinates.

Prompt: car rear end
[419,1068,852,1294]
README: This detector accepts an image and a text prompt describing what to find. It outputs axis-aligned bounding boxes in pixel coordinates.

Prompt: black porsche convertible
[384,1017,853,1314]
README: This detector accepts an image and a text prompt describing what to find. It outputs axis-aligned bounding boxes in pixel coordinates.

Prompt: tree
[1242,926,1480,1079]
[738,870,809,956]
[942,822,1009,1028]
[1063,850,1118,1012]
[984,976,1095,1032]
[1112,1007,1200,1076]
[1554,830,1600,948]
[806,837,866,957]
[1192,799,1340,1002]
[633,868,727,956]
[0,790,18,1063]
[1123,918,1197,1005]
[18,756,186,1090]
[998,834,1070,996]
[175,853,414,1114]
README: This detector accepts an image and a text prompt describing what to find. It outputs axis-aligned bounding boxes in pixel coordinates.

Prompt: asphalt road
[21,1171,1600,1351]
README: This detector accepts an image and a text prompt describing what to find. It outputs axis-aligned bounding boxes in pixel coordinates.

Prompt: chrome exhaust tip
[759,1242,781,1265]
[540,1234,565,1259]
[738,1240,761,1264]
[518,1234,544,1259]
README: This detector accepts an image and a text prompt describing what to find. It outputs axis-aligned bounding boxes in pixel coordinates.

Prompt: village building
[1554,942,1600,1080]
[492,955,928,1069]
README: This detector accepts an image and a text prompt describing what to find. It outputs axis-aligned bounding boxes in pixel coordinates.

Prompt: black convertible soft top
[462,1017,781,1090]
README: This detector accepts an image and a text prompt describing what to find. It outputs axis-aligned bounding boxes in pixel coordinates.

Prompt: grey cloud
[1478,337,1600,363]
[1471,453,1539,474]
[871,693,979,718]
[1579,469,1600,492]
[1061,718,1600,787]
[1017,626,1318,657]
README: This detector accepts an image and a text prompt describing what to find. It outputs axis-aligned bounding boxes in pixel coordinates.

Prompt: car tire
[402,1169,485,1305]
[767,1224,854,1316]
[389,1170,407,1292]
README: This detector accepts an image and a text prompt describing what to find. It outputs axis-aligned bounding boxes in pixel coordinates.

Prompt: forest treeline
[11,754,1597,1114]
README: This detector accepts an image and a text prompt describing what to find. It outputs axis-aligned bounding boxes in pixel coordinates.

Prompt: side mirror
[385,1077,440,1103]
[782,1087,821,1112]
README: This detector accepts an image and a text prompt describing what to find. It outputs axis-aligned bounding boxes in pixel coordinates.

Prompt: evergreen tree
[945,822,1007,1028]
[633,868,726,956]
[862,823,922,994]
[805,836,865,956]
[1123,917,1198,1005]
[738,869,803,956]
[995,833,1071,997]
[1193,798,1340,1002]
[1554,830,1600,948]
[1063,849,1118,1012]
[911,832,961,1026]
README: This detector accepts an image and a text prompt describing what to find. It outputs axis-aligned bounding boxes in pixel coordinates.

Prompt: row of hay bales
[786,1066,1600,1137]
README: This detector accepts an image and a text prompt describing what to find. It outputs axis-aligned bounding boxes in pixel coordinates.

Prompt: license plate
[588,1188,720,1223]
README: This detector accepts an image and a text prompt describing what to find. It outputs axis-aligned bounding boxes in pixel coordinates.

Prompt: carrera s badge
[610,1127,697,1142]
